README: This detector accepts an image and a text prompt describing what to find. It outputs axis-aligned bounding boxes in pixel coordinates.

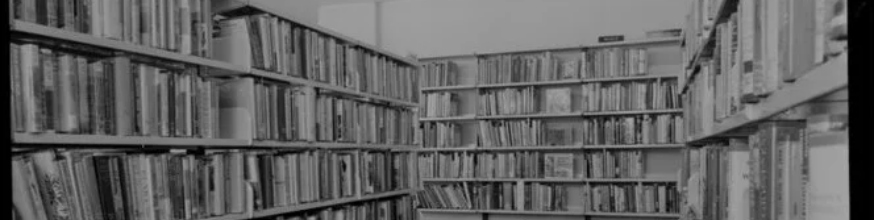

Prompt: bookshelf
[9,1,420,220]
[677,0,848,220]
[415,37,686,219]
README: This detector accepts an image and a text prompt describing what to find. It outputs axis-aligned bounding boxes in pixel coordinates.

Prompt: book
[477,52,572,85]
[805,113,848,220]
[421,92,460,118]
[582,79,682,113]
[478,87,538,116]
[478,120,544,147]
[421,61,459,88]
[581,114,684,145]
[581,47,648,79]
[543,88,571,114]
[583,183,679,213]
[420,122,462,148]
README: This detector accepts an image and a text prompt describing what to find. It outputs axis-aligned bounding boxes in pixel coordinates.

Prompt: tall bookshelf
[414,37,686,220]
[677,0,848,219]
[9,1,420,220]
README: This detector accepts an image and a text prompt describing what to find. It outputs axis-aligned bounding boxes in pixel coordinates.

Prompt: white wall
[319,0,691,58]
[253,0,320,24]
[319,3,379,46]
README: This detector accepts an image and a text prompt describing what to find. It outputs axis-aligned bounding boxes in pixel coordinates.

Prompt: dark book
[93,156,118,220]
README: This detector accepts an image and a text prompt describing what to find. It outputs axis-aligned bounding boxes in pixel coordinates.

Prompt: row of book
[315,94,416,144]
[420,92,460,118]
[478,120,545,147]
[13,0,213,57]
[580,115,685,145]
[524,183,570,212]
[476,52,579,85]
[682,0,848,130]
[580,48,649,79]
[583,183,679,214]
[420,122,462,148]
[581,80,682,112]
[214,14,419,102]
[417,152,583,179]
[420,61,458,88]
[477,87,539,116]
[11,43,221,137]
[253,82,308,141]
[272,197,415,220]
[418,183,517,210]
[11,149,415,220]
[680,114,849,220]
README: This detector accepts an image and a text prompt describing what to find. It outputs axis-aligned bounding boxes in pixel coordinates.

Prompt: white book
[212,17,253,70]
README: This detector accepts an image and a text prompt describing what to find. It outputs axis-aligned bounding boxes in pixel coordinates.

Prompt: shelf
[476,112,583,120]
[415,147,479,152]
[419,37,681,61]
[586,212,681,218]
[583,144,685,149]
[13,133,250,147]
[480,210,583,215]
[582,74,679,83]
[10,21,249,76]
[219,0,417,66]
[422,178,674,183]
[585,178,677,183]
[477,79,583,89]
[419,115,478,122]
[251,189,415,218]
[252,140,416,150]
[477,145,582,151]
[584,109,683,116]
[421,85,478,92]
[247,69,419,107]
[199,214,250,220]
[687,53,847,144]
[418,209,680,218]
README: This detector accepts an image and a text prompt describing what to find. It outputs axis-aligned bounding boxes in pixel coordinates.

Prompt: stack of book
[420,61,458,87]
[421,92,460,118]
[583,183,679,214]
[586,150,645,179]
[477,87,538,116]
[477,52,577,85]
[13,0,214,57]
[523,183,569,211]
[11,43,221,137]
[315,94,416,144]
[417,152,475,179]
[360,151,415,195]
[11,150,247,220]
[253,81,308,142]
[581,80,682,112]
[580,48,648,79]
[581,115,684,145]
[247,150,359,211]
[478,120,544,147]
[277,196,416,220]
[419,182,518,210]
[420,122,462,148]
[214,13,419,103]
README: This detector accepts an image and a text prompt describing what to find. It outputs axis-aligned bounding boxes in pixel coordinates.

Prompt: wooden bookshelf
[215,0,417,66]
[586,212,681,218]
[582,74,679,83]
[418,209,679,217]
[583,144,685,149]
[476,112,584,120]
[477,79,583,89]
[13,133,250,147]
[420,85,478,92]
[687,53,847,145]
[419,115,478,122]
[10,21,249,76]
[479,210,583,215]
[247,69,419,107]
[477,145,582,151]
[251,189,415,218]
[584,109,683,116]
[419,37,682,61]
[200,214,251,220]
[421,178,675,183]
[681,0,740,92]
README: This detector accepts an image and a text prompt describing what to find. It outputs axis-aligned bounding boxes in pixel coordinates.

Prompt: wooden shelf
[418,209,680,218]
[419,115,478,122]
[477,79,583,89]
[421,85,478,92]
[585,178,677,183]
[476,112,583,120]
[218,0,417,66]
[583,144,685,149]
[586,212,680,218]
[199,214,250,220]
[251,140,415,150]
[251,189,415,218]
[419,37,681,61]
[415,147,479,152]
[10,21,249,75]
[477,145,582,151]
[421,178,479,182]
[13,133,250,147]
[584,109,683,116]
[687,53,847,145]
[422,178,674,183]
[582,74,679,83]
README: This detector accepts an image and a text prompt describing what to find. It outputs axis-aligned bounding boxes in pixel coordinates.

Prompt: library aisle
[10,0,849,220]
